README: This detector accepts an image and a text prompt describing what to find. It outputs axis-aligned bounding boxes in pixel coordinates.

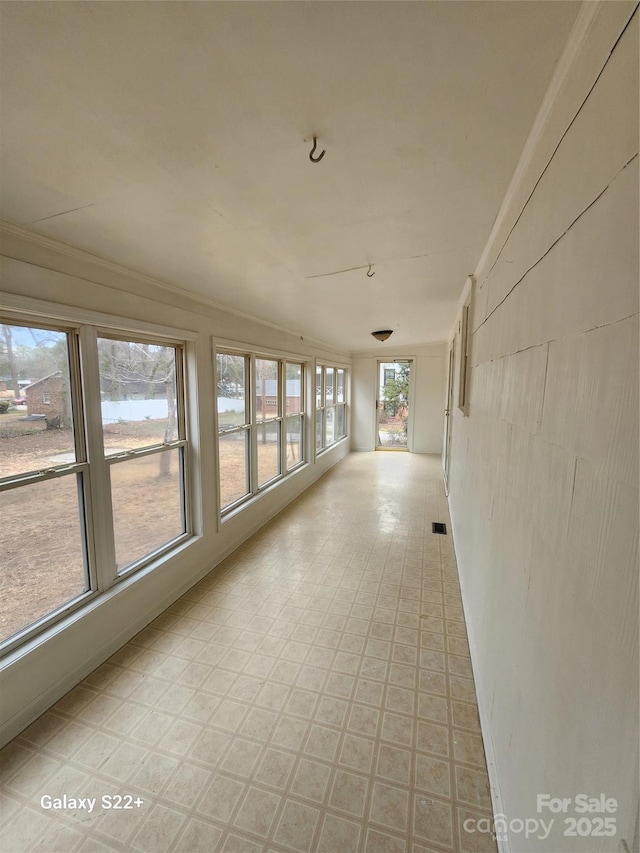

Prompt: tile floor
[0,452,497,853]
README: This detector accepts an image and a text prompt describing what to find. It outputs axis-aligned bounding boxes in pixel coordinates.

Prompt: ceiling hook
[367,264,375,277]
[309,136,326,163]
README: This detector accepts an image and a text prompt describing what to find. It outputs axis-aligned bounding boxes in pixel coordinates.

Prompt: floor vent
[432,522,447,534]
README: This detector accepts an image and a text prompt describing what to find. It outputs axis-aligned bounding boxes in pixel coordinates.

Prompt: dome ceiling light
[371,330,393,342]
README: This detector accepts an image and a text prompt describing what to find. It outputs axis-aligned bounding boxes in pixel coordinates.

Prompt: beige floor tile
[370,781,410,833]
[413,794,454,849]
[272,800,320,851]
[416,720,450,757]
[456,806,499,853]
[233,786,281,837]
[197,773,245,822]
[364,827,408,852]
[303,726,341,763]
[290,758,332,804]
[130,803,186,853]
[328,770,369,818]
[376,743,412,786]
[415,753,452,799]
[316,812,362,852]
[451,701,482,735]
[455,765,493,811]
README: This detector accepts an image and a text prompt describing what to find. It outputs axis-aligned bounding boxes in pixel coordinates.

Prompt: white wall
[0,227,351,746]
[447,5,638,852]
[351,343,446,452]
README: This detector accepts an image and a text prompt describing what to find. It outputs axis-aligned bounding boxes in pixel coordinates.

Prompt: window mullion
[249,354,258,496]
[79,325,117,590]
[278,359,285,477]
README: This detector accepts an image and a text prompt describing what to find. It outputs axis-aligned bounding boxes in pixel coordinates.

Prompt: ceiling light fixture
[371,329,393,342]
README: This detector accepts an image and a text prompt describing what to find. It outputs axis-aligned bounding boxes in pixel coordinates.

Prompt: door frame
[443,339,455,493]
[375,358,414,452]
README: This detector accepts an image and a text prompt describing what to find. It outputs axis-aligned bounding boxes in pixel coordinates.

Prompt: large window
[256,358,280,488]
[0,319,191,651]
[97,336,188,573]
[0,323,89,646]
[217,351,305,514]
[315,364,347,454]
[216,352,250,509]
[285,362,304,471]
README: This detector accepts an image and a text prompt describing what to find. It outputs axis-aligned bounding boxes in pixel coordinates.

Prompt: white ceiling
[0,1,579,352]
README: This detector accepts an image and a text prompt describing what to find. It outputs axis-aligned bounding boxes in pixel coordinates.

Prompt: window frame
[97,331,191,577]
[0,304,196,656]
[285,360,305,474]
[216,351,252,513]
[315,362,348,456]
[216,344,308,517]
[254,356,282,491]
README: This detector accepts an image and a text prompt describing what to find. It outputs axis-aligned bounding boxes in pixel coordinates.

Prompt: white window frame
[315,362,348,456]
[96,331,191,577]
[0,302,196,656]
[216,343,308,517]
[285,360,305,473]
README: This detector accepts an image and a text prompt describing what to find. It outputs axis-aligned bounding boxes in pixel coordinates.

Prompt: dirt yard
[1,417,302,643]
[1,418,182,643]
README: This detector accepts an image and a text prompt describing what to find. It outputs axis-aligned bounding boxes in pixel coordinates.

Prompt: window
[217,352,250,509]
[285,362,304,471]
[336,368,347,440]
[0,318,192,652]
[256,358,280,488]
[97,336,188,573]
[217,350,306,514]
[0,323,89,647]
[315,364,348,453]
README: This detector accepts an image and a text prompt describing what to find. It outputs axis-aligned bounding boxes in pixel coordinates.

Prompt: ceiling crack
[304,247,461,280]
[23,204,96,225]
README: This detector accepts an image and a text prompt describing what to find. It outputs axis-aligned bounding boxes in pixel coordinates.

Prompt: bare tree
[97,339,177,477]
[1,326,20,401]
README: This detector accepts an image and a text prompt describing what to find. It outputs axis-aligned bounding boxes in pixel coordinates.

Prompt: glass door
[376,361,411,450]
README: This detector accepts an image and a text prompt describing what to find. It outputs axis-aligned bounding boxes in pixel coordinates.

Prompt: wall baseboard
[448,506,512,853]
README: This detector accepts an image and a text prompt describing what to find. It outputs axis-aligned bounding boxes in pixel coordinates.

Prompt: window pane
[257,421,280,487]
[336,403,346,438]
[286,363,302,415]
[315,365,322,408]
[0,474,88,643]
[256,358,279,422]
[337,369,345,403]
[217,353,247,428]
[98,338,179,456]
[110,449,184,571]
[0,324,75,477]
[219,430,249,509]
[325,407,335,446]
[315,410,323,452]
[325,367,334,404]
[286,414,303,470]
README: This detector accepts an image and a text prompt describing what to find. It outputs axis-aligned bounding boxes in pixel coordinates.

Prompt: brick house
[25,371,70,428]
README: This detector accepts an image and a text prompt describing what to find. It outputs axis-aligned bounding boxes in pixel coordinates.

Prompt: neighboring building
[24,371,69,428]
